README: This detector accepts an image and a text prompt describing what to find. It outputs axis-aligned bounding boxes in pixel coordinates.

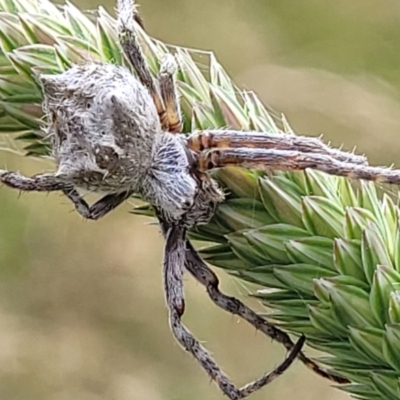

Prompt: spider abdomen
[40,63,161,192]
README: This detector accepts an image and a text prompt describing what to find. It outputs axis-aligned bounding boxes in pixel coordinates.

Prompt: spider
[2,0,400,398]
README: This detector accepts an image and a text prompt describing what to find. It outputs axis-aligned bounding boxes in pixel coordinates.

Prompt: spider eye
[86,102,92,109]
[182,199,193,210]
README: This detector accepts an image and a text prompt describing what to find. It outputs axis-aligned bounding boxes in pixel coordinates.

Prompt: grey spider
[3,0,400,398]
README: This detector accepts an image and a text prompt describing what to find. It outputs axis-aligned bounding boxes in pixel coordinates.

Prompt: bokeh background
[1,0,400,399]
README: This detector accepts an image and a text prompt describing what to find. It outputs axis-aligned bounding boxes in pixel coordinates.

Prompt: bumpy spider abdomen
[40,63,161,192]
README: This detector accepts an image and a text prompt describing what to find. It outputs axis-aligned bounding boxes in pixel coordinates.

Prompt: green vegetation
[1,1,400,398]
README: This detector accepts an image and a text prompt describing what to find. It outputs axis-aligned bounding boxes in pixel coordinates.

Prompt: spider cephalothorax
[5,0,400,398]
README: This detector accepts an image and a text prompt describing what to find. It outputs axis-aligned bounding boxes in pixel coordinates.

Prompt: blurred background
[2,0,400,399]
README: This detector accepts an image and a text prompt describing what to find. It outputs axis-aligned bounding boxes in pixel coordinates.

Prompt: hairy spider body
[43,64,154,193]
[41,62,222,224]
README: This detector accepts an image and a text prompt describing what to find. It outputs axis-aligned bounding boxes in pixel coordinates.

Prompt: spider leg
[158,53,182,133]
[184,240,349,385]
[117,0,167,128]
[63,188,133,220]
[0,170,70,192]
[163,223,305,399]
[0,170,131,220]
[198,147,400,185]
[187,130,366,165]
